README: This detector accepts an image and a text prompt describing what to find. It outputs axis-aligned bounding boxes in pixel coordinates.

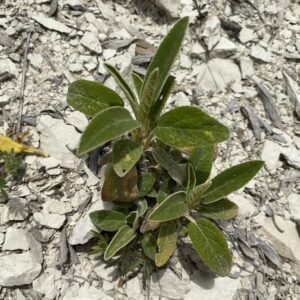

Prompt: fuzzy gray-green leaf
[131,73,143,97]
[153,106,229,149]
[142,17,189,103]
[155,221,177,267]
[112,139,143,177]
[140,68,159,125]
[104,225,136,260]
[138,173,156,197]
[78,107,140,155]
[105,63,139,117]
[187,218,232,276]
[189,145,214,184]
[90,210,126,232]
[152,147,186,186]
[202,161,264,204]
[148,191,188,222]
[187,181,212,208]
[141,233,157,260]
[67,80,124,117]
[200,198,239,220]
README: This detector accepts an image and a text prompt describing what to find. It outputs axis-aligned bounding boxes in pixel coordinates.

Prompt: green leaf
[101,164,139,202]
[112,139,143,177]
[140,68,159,126]
[202,161,264,204]
[142,17,189,103]
[90,210,126,232]
[200,198,239,220]
[136,199,148,216]
[189,145,214,184]
[78,107,140,155]
[90,232,107,255]
[104,225,136,260]
[138,173,156,197]
[152,147,186,186]
[141,233,157,260]
[149,75,176,126]
[186,163,196,192]
[153,106,229,149]
[131,72,143,97]
[67,80,124,117]
[187,218,232,276]
[105,64,139,117]
[157,190,168,204]
[187,181,212,208]
[155,221,177,267]
[126,211,139,230]
[148,191,188,222]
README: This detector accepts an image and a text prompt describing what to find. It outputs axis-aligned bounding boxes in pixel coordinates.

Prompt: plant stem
[143,133,154,150]
[185,214,196,223]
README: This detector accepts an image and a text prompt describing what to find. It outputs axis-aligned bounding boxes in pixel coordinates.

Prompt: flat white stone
[240,57,254,79]
[69,196,112,245]
[287,193,300,223]
[196,58,241,93]
[65,111,88,132]
[150,269,189,300]
[33,211,66,229]
[230,193,255,218]
[62,286,113,300]
[33,272,58,300]
[45,199,73,215]
[126,277,145,300]
[38,157,60,170]
[251,45,271,63]
[201,16,221,50]
[3,227,30,250]
[239,27,254,43]
[261,140,283,174]
[32,14,72,34]
[0,58,18,77]
[81,32,102,54]
[212,37,237,54]
[28,53,43,69]
[37,115,81,169]
[0,95,10,107]
[93,260,118,282]
[282,146,300,169]
[184,271,241,300]
[258,216,300,277]
[0,198,28,224]
[0,252,41,286]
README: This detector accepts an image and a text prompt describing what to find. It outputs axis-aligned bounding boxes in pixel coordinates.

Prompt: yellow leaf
[0,134,48,157]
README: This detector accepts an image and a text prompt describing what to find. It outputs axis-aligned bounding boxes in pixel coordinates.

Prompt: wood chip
[241,106,262,139]
[282,70,300,118]
[252,79,283,129]
[102,38,136,50]
[48,0,58,17]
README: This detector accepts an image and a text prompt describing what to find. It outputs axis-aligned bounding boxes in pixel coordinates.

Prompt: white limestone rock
[0,252,41,286]
[150,269,189,300]
[0,198,29,224]
[33,211,66,229]
[261,140,283,174]
[251,45,271,63]
[45,199,73,215]
[65,110,88,132]
[62,286,113,300]
[196,58,241,93]
[230,193,255,218]
[239,27,254,43]
[69,195,112,245]
[93,260,118,282]
[201,16,221,50]
[33,272,58,300]
[37,115,81,169]
[185,270,241,300]
[239,56,255,79]
[3,227,30,250]
[81,32,102,54]
[32,14,72,34]
[0,58,18,77]
[287,193,300,223]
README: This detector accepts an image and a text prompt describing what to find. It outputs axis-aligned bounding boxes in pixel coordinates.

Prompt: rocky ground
[0,0,300,299]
